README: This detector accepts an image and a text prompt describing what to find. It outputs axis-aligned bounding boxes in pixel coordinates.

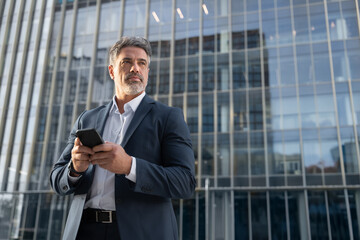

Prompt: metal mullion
[258,0,269,187]
[324,190,333,240]
[248,191,252,240]
[25,0,57,191]
[179,199,183,240]
[46,194,57,240]
[242,0,251,188]
[168,0,176,107]
[213,1,218,188]
[227,0,235,238]
[354,0,360,37]
[6,192,19,239]
[228,0,234,190]
[210,191,215,240]
[19,193,30,238]
[195,192,199,240]
[144,0,150,38]
[118,0,125,38]
[0,0,26,191]
[85,0,102,110]
[284,191,290,240]
[60,195,71,239]
[266,191,272,240]
[69,3,84,124]
[35,0,70,191]
[0,0,15,85]
[197,0,203,190]
[6,0,37,193]
[303,189,311,239]
[0,0,5,26]
[257,1,271,237]
[33,192,44,240]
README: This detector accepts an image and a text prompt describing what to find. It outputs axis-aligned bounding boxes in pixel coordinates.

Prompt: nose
[130,63,140,73]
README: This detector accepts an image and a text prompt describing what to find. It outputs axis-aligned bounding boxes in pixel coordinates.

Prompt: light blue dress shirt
[70,92,145,211]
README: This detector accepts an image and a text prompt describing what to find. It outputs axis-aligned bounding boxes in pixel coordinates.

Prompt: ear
[108,65,114,79]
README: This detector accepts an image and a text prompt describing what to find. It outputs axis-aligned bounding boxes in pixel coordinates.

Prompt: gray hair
[108,36,152,65]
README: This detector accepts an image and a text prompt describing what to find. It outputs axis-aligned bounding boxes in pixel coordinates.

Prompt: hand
[70,138,94,176]
[90,142,132,175]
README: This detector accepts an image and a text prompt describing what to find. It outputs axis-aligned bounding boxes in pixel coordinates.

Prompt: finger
[73,153,91,161]
[74,137,81,146]
[74,145,95,155]
[92,143,113,153]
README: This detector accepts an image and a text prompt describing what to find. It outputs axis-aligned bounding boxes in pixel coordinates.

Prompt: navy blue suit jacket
[50,95,196,240]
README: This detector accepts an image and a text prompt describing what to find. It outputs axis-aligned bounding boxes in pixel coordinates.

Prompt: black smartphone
[75,128,104,148]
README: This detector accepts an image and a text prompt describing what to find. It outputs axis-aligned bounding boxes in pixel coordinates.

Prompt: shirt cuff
[67,161,82,185]
[125,157,136,183]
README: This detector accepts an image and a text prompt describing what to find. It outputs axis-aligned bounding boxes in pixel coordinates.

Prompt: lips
[126,73,143,82]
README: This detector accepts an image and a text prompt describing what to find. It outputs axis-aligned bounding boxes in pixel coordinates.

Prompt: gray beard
[123,82,145,95]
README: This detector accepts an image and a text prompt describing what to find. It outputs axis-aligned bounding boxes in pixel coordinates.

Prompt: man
[50,36,196,240]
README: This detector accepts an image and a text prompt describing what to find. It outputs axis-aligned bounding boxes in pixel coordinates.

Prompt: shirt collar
[110,92,146,115]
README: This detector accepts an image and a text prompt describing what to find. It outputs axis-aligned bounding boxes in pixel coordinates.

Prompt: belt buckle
[96,210,112,223]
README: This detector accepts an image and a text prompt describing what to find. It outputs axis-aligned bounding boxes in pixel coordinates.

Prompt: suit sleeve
[129,108,196,199]
[49,111,94,196]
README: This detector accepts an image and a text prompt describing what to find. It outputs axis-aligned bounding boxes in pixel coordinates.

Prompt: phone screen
[75,128,104,148]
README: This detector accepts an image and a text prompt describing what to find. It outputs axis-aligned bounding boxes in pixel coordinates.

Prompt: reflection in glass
[201,134,214,177]
[202,93,214,133]
[348,190,360,240]
[310,5,327,41]
[308,191,329,239]
[327,190,351,239]
[316,84,336,127]
[232,52,246,89]
[251,192,268,239]
[202,54,214,91]
[217,134,230,186]
[347,40,360,80]
[270,192,287,239]
[234,132,248,181]
[182,198,196,240]
[262,10,276,47]
[294,6,309,43]
[187,95,198,133]
[249,89,263,130]
[288,191,303,239]
[296,45,313,84]
[234,192,249,239]
[250,131,265,175]
[233,90,248,131]
[279,47,295,85]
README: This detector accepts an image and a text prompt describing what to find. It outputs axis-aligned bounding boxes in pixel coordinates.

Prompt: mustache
[125,73,144,82]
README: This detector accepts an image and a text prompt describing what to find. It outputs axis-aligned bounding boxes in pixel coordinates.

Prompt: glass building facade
[0,0,360,239]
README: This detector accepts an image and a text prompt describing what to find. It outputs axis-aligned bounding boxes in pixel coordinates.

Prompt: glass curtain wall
[0,0,360,239]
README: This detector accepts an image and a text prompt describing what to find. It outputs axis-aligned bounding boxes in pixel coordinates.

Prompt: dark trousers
[76,219,121,240]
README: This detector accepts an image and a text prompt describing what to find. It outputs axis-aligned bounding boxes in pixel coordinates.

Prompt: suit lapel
[95,101,112,135]
[121,95,154,147]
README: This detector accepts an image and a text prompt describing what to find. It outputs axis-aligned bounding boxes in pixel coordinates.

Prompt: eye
[121,60,131,65]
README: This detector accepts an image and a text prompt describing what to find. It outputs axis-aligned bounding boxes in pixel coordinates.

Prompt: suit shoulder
[78,103,109,121]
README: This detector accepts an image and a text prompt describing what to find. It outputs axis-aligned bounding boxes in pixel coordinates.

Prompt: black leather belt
[82,208,117,223]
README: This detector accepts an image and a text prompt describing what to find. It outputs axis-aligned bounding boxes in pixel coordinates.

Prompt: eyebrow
[121,57,148,63]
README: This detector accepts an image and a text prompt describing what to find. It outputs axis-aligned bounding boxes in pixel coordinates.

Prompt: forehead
[117,46,148,61]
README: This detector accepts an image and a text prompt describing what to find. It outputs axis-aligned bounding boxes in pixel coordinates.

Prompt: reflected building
[0,0,360,239]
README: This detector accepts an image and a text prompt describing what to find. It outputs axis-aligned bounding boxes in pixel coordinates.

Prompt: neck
[115,91,143,114]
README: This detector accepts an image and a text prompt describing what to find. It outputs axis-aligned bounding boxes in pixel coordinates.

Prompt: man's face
[108,46,149,97]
